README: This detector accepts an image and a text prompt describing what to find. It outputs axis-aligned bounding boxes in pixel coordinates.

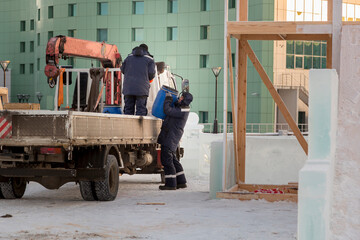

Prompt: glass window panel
[231,53,235,67]
[286,41,294,54]
[200,25,209,40]
[321,43,327,56]
[313,42,321,56]
[30,63,34,74]
[343,3,347,20]
[38,9,40,21]
[68,4,77,17]
[68,29,76,37]
[286,55,294,69]
[314,0,321,21]
[20,42,25,52]
[98,2,108,15]
[295,41,303,54]
[167,27,178,40]
[48,6,53,19]
[199,111,208,123]
[287,11,295,21]
[287,0,295,11]
[37,33,40,46]
[200,55,208,68]
[348,3,355,21]
[132,28,144,41]
[30,19,34,30]
[201,0,210,11]
[97,29,108,42]
[304,56,312,69]
[313,57,321,68]
[30,41,34,52]
[304,41,312,55]
[356,5,360,21]
[321,57,327,69]
[168,0,178,13]
[37,58,40,71]
[305,0,312,20]
[133,1,144,14]
[228,0,236,9]
[48,31,53,40]
[321,1,327,21]
[20,64,25,74]
[295,56,303,68]
[20,21,25,31]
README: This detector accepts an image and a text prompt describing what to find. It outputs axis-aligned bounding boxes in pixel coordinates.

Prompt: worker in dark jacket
[157,92,193,190]
[121,44,156,116]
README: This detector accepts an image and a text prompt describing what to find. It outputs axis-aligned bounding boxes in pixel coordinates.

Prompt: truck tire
[94,155,119,201]
[79,181,96,201]
[0,177,27,199]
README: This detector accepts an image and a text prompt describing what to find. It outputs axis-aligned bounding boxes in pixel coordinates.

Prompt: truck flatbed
[0,110,162,147]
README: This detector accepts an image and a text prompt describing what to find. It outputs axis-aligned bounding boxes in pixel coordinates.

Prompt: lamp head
[211,67,222,77]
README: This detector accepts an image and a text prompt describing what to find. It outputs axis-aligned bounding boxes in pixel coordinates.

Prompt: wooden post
[236,0,248,184]
[226,36,239,184]
[241,40,308,155]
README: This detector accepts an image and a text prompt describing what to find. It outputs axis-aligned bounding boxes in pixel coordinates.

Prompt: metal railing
[200,123,308,134]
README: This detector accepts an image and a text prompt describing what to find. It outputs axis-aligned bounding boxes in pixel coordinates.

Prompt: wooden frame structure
[218,0,344,202]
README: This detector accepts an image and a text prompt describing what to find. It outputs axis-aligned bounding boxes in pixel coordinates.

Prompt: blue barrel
[152,85,178,119]
[103,105,122,114]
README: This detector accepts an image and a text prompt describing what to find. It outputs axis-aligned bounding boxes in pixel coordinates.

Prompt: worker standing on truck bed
[121,44,156,116]
[157,91,193,190]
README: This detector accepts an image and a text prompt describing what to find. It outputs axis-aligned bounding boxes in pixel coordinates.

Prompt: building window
[38,9,40,21]
[97,2,108,15]
[199,111,208,123]
[20,42,25,52]
[133,1,144,14]
[168,0,178,13]
[48,31,53,40]
[167,27,178,41]
[30,63,34,74]
[20,64,25,74]
[30,19,34,30]
[132,28,144,41]
[200,25,209,40]
[201,0,209,11]
[200,55,209,68]
[286,40,327,70]
[20,21,26,31]
[37,58,40,71]
[30,41,34,52]
[37,33,40,46]
[231,53,235,67]
[97,29,108,42]
[68,29,76,37]
[227,112,233,123]
[48,6,54,19]
[228,0,236,9]
[68,4,77,17]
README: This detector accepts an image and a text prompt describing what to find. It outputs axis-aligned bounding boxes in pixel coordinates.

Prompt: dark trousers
[124,95,148,116]
[161,146,186,187]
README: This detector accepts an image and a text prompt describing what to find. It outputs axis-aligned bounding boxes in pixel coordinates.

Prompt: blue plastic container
[152,85,178,119]
[103,105,122,114]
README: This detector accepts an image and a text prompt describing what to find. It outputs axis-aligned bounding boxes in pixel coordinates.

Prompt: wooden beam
[241,40,308,155]
[226,35,239,184]
[237,40,247,183]
[326,37,333,69]
[327,0,333,21]
[216,191,298,202]
[228,21,333,35]
[239,0,248,21]
[234,34,331,41]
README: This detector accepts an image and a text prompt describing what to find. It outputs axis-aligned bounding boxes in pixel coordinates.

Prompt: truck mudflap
[0,168,106,181]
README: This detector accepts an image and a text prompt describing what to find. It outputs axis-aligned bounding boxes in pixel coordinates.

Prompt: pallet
[216,183,298,203]
[3,103,40,110]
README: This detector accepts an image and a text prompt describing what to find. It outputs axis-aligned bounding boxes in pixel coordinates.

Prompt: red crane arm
[45,36,122,78]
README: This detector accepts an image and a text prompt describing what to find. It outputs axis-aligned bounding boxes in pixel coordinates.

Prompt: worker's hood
[181,92,193,106]
[132,47,146,56]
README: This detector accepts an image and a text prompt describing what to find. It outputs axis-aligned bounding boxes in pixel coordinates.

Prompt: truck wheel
[79,181,96,201]
[94,155,119,201]
[0,177,27,199]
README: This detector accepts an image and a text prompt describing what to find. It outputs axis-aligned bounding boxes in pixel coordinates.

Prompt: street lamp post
[211,67,222,134]
[0,61,10,88]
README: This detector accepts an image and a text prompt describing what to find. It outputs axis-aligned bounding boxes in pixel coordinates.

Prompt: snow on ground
[0,173,297,240]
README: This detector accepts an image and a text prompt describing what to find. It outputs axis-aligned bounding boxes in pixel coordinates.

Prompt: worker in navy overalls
[157,92,193,190]
[121,44,156,116]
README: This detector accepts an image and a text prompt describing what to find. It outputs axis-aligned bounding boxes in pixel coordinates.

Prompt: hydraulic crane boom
[44,36,122,105]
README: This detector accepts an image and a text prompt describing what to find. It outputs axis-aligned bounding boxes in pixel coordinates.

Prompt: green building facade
[0,0,275,128]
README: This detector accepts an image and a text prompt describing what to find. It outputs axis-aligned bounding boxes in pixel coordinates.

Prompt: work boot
[177,183,187,189]
[159,185,176,190]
